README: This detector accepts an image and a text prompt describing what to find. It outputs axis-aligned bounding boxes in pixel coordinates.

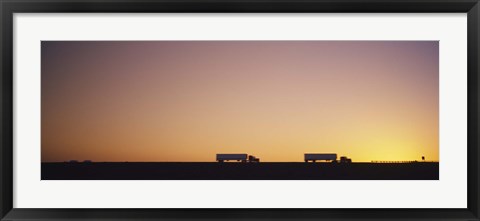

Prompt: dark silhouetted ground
[41,162,439,180]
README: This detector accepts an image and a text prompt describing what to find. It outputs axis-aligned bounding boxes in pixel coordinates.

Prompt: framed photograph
[1,0,479,220]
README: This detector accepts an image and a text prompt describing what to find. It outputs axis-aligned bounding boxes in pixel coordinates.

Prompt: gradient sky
[41,41,439,162]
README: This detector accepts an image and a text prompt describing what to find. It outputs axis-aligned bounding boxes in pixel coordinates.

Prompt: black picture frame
[1,0,479,220]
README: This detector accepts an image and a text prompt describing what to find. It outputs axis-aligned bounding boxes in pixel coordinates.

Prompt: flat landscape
[41,162,439,180]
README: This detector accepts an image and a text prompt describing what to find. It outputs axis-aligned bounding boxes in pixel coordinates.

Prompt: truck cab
[339,156,352,163]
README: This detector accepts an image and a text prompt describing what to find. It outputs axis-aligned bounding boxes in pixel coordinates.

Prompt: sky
[41,41,439,162]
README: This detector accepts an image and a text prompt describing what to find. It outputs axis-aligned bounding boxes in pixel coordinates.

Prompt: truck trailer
[304,153,337,162]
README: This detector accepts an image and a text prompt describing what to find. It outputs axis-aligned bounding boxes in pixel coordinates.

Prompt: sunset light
[41,41,439,163]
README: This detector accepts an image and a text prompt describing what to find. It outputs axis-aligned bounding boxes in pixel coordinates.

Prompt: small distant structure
[216,154,260,163]
[83,160,93,163]
[371,160,421,163]
[67,160,79,163]
[422,156,425,161]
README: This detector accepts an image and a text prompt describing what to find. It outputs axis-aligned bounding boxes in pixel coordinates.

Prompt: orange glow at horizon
[41,41,439,162]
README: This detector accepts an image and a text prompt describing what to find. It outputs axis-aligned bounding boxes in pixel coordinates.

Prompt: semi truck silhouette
[216,154,260,163]
[304,153,352,163]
